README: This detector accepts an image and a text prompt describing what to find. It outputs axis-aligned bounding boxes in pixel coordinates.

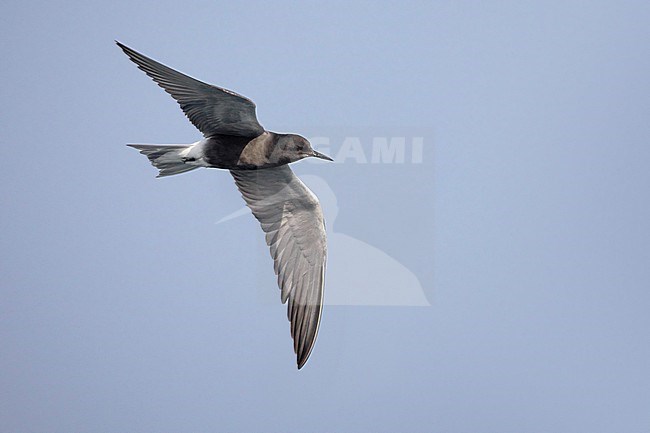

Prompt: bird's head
[275,134,334,163]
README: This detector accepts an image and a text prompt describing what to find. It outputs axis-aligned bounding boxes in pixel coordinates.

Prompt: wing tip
[115,40,138,61]
[295,331,318,370]
[297,355,309,370]
[115,40,128,52]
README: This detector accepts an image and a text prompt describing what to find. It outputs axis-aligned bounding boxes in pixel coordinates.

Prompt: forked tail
[128,144,199,178]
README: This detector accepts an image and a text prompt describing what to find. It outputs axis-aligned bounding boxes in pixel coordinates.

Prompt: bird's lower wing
[230,166,326,369]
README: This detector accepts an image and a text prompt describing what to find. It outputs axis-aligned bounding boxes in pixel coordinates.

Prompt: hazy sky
[2,1,649,432]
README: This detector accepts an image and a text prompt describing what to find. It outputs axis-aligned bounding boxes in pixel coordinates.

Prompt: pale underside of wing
[230,166,326,369]
[116,41,265,138]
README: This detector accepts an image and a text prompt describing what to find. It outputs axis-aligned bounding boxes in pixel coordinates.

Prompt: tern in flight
[117,41,332,369]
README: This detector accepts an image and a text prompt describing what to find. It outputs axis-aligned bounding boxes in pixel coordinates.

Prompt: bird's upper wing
[116,41,265,138]
[230,166,326,369]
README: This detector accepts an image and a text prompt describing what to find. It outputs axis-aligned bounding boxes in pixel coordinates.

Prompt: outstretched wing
[230,166,326,369]
[116,41,265,138]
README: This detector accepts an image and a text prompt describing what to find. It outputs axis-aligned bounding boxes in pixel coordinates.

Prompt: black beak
[311,150,334,161]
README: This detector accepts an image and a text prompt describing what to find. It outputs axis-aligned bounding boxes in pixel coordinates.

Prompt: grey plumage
[117,41,332,369]
[128,144,198,177]
[117,41,264,138]
[231,167,326,367]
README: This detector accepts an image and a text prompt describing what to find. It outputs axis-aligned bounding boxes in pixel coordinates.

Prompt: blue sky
[1,1,649,432]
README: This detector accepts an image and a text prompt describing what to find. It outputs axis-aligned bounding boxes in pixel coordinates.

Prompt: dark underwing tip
[297,347,310,369]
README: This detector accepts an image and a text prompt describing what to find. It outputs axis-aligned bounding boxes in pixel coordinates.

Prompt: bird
[116,41,333,369]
